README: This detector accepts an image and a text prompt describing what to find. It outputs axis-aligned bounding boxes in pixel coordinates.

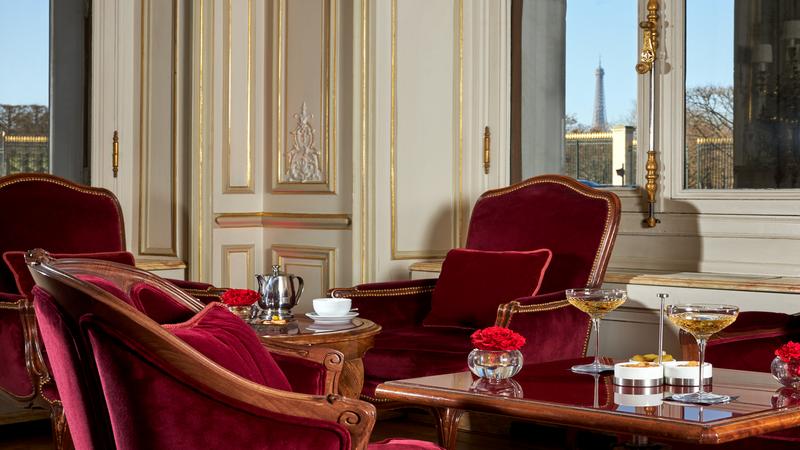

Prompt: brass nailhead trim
[0,175,116,199]
[515,299,570,313]
[342,286,435,298]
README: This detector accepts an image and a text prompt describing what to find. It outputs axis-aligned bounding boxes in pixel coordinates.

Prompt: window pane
[685,0,800,189]
[565,0,638,187]
[0,0,50,175]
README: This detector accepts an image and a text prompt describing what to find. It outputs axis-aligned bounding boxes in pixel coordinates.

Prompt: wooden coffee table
[253,317,381,397]
[375,357,800,449]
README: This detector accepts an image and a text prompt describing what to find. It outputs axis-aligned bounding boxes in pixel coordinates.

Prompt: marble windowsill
[408,261,800,295]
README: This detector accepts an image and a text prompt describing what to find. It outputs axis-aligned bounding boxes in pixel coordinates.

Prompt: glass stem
[697,337,707,395]
[593,317,602,367]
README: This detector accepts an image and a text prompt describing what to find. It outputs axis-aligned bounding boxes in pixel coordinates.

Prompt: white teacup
[312,298,351,317]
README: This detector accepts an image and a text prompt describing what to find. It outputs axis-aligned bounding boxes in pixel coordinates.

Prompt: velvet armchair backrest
[27,252,357,450]
[465,175,620,294]
[0,174,125,293]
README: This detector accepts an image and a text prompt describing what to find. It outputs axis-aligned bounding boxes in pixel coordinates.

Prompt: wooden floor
[0,412,625,450]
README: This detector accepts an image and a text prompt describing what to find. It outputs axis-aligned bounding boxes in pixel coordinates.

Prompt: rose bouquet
[470,326,526,351]
[220,289,260,321]
[220,288,260,306]
[468,326,526,380]
[772,341,800,388]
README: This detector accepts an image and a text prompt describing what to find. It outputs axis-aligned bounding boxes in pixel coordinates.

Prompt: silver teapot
[252,265,304,321]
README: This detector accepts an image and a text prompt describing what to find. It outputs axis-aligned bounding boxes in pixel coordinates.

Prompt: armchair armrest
[263,341,344,396]
[680,311,800,373]
[328,279,436,330]
[494,290,591,364]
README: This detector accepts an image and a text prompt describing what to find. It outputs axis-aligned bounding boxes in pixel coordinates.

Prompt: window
[565,0,638,187]
[684,0,800,190]
[0,0,91,184]
[0,0,50,175]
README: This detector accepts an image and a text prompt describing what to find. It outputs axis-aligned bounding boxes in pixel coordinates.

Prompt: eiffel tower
[591,58,608,132]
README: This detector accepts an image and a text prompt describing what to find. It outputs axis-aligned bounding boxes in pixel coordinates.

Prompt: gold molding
[136,259,188,271]
[273,0,337,193]
[270,245,336,297]
[221,244,255,289]
[222,0,255,194]
[389,0,461,260]
[215,212,351,230]
[359,0,368,282]
[138,0,178,257]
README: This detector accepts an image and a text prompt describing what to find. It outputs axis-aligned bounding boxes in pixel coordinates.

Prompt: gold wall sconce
[637,0,660,227]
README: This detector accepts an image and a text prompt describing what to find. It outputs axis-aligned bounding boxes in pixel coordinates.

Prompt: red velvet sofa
[330,175,621,401]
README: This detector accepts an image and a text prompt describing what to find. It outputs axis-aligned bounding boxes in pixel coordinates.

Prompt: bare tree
[0,104,50,135]
[684,85,734,188]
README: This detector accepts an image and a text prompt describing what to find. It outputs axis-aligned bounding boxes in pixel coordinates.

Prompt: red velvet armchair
[0,174,219,442]
[330,175,621,401]
[27,251,440,450]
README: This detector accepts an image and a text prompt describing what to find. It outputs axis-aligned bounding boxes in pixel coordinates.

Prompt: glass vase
[771,356,800,389]
[227,305,253,321]
[467,349,523,381]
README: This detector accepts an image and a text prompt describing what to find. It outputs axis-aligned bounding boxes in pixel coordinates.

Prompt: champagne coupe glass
[666,304,739,404]
[567,288,627,373]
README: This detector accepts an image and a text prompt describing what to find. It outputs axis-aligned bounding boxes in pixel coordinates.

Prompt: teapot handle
[292,275,304,302]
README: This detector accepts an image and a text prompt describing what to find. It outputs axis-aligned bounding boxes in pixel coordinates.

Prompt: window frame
[662,0,800,214]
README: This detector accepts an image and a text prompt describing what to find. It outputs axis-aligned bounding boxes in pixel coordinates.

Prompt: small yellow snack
[630,352,674,362]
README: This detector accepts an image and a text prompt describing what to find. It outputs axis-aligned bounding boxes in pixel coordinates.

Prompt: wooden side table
[255,317,381,397]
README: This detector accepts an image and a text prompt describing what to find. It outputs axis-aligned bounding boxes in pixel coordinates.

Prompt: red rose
[220,288,260,306]
[776,341,800,364]
[470,326,526,351]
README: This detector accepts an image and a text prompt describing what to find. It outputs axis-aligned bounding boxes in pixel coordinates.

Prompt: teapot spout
[255,274,267,296]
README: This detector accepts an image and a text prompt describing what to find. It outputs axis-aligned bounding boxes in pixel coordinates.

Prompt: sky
[0,0,49,105]
[566,0,734,127]
[0,0,737,115]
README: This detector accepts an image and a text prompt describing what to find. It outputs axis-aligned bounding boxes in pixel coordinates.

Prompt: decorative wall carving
[284,102,323,182]
[273,0,336,193]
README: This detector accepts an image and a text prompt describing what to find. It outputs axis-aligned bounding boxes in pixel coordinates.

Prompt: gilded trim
[271,245,336,296]
[136,259,188,271]
[330,285,434,298]
[222,0,255,194]
[221,244,255,289]
[273,0,337,193]
[389,0,462,260]
[138,0,179,257]
[215,212,351,230]
[359,0,368,282]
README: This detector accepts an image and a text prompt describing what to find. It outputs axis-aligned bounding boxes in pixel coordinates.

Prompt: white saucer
[305,311,358,323]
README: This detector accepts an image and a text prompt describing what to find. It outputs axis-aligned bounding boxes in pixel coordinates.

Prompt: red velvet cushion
[164,303,292,391]
[423,248,552,328]
[3,250,136,298]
